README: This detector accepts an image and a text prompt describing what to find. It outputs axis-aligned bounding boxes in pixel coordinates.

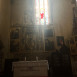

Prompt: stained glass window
[35,0,49,25]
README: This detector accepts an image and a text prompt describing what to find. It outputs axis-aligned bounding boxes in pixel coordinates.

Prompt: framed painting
[21,27,38,50]
[56,36,64,46]
[10,40,19,52]
[10,27,20,39]
[45,39,54,51]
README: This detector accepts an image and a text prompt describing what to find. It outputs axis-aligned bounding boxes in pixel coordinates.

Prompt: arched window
[35,0,50,25]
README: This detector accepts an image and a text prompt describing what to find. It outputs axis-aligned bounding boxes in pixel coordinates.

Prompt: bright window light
[35,0,49,25]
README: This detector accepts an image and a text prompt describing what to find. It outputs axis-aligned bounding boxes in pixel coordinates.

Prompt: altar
[12,60,48,77]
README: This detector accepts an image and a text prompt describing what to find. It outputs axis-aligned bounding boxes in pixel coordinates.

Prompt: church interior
[0,0,77,77]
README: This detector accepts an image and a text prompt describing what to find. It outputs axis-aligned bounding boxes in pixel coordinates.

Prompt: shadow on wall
[0,38,4,51]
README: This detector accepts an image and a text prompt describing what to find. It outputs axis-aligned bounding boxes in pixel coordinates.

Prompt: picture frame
[10,27,20,39]
[45,39,54,51]
[56,36,64,46]
[21,27,38,50]
[10,40,19,52]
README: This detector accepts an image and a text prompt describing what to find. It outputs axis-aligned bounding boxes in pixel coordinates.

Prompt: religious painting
[10,40,19,52]
[21,27,38,51]
[45,39,54,51]
[24,38,36,50]
[56,36,64,46]
[10,28,20,39]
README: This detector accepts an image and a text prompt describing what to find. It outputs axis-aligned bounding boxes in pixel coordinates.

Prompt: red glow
[40,13,44,19]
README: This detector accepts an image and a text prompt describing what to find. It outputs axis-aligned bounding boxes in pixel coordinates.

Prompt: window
[35,0,49,25]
